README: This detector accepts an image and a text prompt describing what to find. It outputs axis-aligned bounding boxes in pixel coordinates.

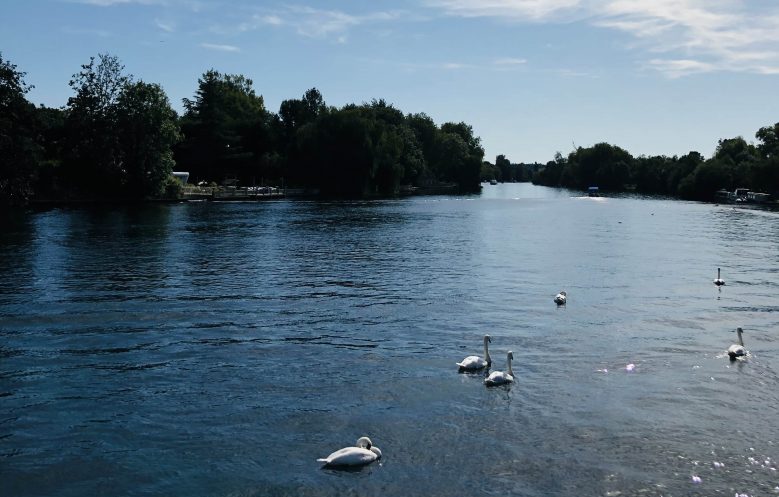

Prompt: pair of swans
[456,335,514,386]
[318,436,382,468]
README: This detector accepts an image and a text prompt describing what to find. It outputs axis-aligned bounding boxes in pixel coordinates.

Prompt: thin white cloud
[427,0,581,21]
[494,57,527,65]
[200,42,240,52]
[71,0,166,5]
[154,18,175,32]
[225,6,405,41]
[427,0,779,77]
[646,58,715,78]
[68,0,207,10]
[62,26,112,37]
[261,15,283,26]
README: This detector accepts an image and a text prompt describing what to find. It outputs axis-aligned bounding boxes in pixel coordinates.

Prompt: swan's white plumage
[457,335,491,370]
[317,437,382,467]
[485,351,514,386]
[728,327,746,360]
[714,268,725,286]
[554,291,567,305]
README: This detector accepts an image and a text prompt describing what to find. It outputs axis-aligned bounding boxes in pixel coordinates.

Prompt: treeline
[0,53,485,206]
[532,131,779,200]
[480,155,542,183]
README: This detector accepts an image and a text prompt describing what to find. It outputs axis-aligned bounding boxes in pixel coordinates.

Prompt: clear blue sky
[2,0,778,163]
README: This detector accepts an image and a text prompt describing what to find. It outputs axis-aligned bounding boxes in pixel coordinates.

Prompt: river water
[1,183,778,497]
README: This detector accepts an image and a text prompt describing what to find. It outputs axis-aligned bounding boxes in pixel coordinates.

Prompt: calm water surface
[2,183,778,496]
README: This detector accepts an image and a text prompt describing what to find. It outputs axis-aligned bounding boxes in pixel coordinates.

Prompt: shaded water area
[1,183,778,496]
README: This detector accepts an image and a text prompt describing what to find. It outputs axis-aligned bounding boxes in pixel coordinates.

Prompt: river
[1,183,778,496]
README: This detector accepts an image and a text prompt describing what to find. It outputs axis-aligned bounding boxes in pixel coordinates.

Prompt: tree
[178,70,269,184]
[756,123,779,159]
[63,53,131,194]
[279,87,326,133]
[495,154,510,182]
[33,105,66,198]
[115,81,181,198]
[435,122,484,191]
[0,52,40,205]
[714,137,758,167]
[294,108,374,195]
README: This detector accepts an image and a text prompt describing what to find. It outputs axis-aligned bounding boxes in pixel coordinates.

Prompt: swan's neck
[718,268,721,279]
[484,340,491,363]
[507,357,513,377]
[737,331,744,346]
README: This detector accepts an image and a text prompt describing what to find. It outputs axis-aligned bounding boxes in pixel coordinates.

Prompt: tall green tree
[178,70,269,184]
[279,88,326,134]
[436,122,484,191]
[0,52,40,205]
[279,88,329,185]
[294,108,374,195]
[115,81,181,198]
[756,123,779,159]
[753,124,779,193]
[33,105,66,198]
[495,154,510,182]
[63,53,130,194]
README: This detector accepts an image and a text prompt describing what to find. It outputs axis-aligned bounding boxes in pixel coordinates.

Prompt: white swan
[554,291,567,305]
[317,436,382,467]
[484,351,514,386]
[456,334,491,371]
[714,268,725,286]
[727,327,746,360]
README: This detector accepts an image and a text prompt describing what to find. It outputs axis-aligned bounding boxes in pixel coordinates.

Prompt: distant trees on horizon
[0,52,484,205]
[1,51,777,206]
[531,130,779,200]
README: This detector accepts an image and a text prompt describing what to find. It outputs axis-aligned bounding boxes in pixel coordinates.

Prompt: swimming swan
[484,351,514,386]
[554,291,567,305]
[317,436,382,467]
[456,335,492,371]
[714,268,725,286]
[727,327,746,360]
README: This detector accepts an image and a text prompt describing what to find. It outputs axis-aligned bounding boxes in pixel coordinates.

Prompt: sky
[2,0,779,164]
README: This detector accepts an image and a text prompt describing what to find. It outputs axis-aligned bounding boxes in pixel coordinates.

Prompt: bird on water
[317,437,382,468]
[484,351,514,386]
[457,335,492,371]
[714,268,725,286]
[727,327,746,360]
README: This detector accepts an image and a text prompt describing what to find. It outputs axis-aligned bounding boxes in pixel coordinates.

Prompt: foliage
[532,130,779,200]
[0,52,41,205]
[62,54,130,194]
[177,70,270,185]
[163,174,184,199]
[58,54,180,199]
[13,52,777,203]
[286,99,483,196]
[115,81,181,198]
